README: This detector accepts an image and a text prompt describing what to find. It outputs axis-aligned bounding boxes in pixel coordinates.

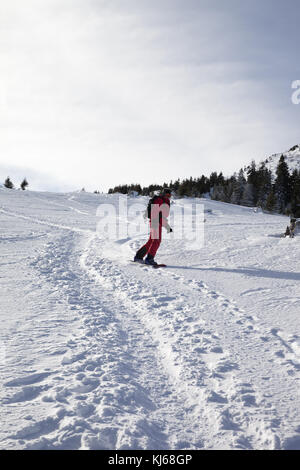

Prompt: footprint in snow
[215,360,239,374]
[3,385,49,404]
[235,383,258,407]
[207,390,228,404]
[4,372,52,387]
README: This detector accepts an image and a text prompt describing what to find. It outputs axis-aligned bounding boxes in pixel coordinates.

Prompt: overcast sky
[0,0,300,192]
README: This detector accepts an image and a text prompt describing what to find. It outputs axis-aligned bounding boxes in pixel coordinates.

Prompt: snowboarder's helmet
[163,188,172,197]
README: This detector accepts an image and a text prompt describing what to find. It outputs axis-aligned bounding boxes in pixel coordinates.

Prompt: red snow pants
[141,223,162,258]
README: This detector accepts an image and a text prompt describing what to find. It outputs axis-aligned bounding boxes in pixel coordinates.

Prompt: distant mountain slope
[264,144,300,174]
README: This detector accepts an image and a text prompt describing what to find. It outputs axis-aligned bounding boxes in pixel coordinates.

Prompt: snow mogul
[134,188,173,266]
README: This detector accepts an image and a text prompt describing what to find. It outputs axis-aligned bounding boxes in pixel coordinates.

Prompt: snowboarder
[134,189,173,266]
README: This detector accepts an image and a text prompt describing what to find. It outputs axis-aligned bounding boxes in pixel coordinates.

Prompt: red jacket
[150,196,170,228]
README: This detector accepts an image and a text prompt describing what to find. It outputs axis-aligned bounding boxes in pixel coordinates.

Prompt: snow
[264,144,300,174]
[0,190,300,450]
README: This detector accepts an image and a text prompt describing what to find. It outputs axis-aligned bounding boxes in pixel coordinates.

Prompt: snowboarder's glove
[167,226,173,233]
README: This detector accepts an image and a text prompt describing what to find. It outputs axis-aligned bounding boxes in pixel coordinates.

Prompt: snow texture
[264,144,300,175]
[0,190,300,450]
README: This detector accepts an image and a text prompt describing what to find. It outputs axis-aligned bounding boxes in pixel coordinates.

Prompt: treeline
[108,154,300,216]
[2,177,29,190]
[211,156,300,216]
[108,176,213,197]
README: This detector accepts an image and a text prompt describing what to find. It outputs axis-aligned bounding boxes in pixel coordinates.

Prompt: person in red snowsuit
[134,189,172,266]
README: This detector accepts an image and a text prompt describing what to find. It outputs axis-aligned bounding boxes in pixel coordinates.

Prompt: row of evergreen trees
[108,177,213,197]
[108,155,300,216]
[3,177,29,190]
[211,156,300,215]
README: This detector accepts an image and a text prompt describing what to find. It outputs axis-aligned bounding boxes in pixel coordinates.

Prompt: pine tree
[274,155,291,213]
[241,183,255,207]
[20,178,29,190]
[246,160,259,205]
[230,169,246,205]
[178,179,191,197]
[265,189,277,212]
[4,177,14,189]
[197,175,210,195]
[173,179,180,193]
[211,185,226,201]
[223,176,235,203]
[256,162,272,208]
[209,172,219,189]
[290,169,300,217]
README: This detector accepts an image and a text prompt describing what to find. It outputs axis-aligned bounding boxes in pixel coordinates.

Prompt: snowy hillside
[1,190,300,450]
[264,144,300,174]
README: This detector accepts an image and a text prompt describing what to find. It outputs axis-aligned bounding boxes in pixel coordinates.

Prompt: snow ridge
[264,144,300,174]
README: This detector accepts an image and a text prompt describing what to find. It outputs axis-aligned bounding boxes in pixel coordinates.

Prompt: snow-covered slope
[264,144,300,174]
[0,190,300,450]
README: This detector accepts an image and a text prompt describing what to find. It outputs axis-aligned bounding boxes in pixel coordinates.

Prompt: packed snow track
[0,189,300,449]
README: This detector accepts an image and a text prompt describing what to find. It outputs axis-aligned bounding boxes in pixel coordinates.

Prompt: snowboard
[130,260,167,269]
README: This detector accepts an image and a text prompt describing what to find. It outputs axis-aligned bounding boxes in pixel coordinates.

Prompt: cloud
[0,0,299,192]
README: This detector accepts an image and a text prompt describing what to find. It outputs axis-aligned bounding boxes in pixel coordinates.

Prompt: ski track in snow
[79,235,277,450]
[1,193,300,449]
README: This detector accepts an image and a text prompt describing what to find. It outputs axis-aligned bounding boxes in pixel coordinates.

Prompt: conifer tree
[241,183,255,207]
[20,178,29,190]
[230,169,246,205]
[256,163,272,208]
[265,189,277,212]
[274,155,291,213]
[4,177,14,189]
[246,160,259,205]
[290,169,300,217]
